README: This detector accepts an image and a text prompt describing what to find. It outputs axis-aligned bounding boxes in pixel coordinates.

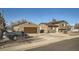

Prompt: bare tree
[10,18,32,29]
[0,12,6,39]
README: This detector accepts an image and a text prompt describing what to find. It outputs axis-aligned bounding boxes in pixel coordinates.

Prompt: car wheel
[13,36,17,40]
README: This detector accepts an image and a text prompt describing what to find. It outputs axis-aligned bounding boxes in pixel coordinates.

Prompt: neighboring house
[39,23,48,33]
[39,20,70,33]
[71,26,79,32]
[12,22,39,33]
[74,23,79,32]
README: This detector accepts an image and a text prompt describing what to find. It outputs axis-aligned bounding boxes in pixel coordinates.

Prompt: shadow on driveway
[28,37,79,51]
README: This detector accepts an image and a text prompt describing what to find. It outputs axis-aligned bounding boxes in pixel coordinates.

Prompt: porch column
[56,27,58,33]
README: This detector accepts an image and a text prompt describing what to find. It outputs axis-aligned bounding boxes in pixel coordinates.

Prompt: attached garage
[13,23,38,33]
[24,27,37,33]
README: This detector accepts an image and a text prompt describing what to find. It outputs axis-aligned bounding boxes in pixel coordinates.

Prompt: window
[61,24,65,26]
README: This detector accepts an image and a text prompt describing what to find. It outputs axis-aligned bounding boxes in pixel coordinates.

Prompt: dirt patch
[0,36,44,49]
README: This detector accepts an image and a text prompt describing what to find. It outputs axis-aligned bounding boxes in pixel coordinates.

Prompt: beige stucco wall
[47,23,68,33]
[59,22,68,29]
[39,24,48,33]
[13,23,38,32]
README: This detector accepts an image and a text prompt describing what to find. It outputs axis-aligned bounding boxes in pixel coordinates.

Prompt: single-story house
[12,22,39,33]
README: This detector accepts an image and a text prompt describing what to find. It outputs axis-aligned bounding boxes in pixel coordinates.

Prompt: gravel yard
[0,36,43,49]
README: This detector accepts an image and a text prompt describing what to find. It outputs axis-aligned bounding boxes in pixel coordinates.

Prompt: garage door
[24,27,37,33]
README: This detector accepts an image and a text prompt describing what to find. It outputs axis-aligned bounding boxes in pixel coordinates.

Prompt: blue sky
[1,8,79,25]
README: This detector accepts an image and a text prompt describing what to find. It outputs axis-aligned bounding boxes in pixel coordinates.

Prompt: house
[12,22,39,33]
[74,23,79,32]
[70,24,79,32]
[39,19,70,33]
[39,23,48,33]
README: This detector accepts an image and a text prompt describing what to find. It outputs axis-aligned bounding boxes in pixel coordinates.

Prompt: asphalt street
[28,37,79,51]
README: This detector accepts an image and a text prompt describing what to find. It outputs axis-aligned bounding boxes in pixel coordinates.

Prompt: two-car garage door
[24,27,37,33]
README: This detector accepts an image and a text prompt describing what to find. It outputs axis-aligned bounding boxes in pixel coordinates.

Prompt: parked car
[5,31,29,40]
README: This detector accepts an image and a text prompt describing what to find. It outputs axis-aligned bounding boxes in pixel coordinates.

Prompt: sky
[1,8,79,25]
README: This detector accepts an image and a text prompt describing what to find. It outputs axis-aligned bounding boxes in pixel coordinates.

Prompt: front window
[61,24,65,26]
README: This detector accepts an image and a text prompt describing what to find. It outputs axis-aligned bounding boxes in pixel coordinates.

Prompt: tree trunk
[0,30,3,39]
